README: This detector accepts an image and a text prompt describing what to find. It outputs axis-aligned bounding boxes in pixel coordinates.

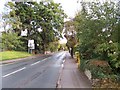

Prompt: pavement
[57,53,92,88]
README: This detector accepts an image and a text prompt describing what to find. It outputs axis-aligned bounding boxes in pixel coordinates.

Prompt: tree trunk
[34,41,37,54]
[71,47,74,58]
[42,43,45,54]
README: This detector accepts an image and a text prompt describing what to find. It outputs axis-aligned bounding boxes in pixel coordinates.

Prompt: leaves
[2,33,23,50]
[74,1,119,69]
[3,1,66,53]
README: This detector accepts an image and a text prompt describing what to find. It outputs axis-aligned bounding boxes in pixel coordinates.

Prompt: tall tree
[3,1,67,53]
[74,1,120,70]
[64,20,77,58]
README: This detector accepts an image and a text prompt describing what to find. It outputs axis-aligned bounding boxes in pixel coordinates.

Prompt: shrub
[80,59,112,79]
[2,32,24,51]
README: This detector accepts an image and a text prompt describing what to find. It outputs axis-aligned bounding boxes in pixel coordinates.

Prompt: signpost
[21,27,42,54]
[21,29,28,36]
[28,40,35,54]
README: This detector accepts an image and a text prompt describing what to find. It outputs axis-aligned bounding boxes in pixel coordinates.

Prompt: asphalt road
[1,51,66,88]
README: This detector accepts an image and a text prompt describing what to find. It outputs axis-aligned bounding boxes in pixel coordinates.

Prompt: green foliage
[74,1,120,70]
[95,42,119,69]
[87,65,111,79]
[64,20,77,48]
[2,33,24,51]
[66,36,76,48]
[3,1,66,53]
[46,41,59,52]
[81,59,112,79]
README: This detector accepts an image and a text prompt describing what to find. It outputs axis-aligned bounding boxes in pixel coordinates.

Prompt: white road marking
[30,57,50,66]
[63,59,65,63]
[2,57,51,78]
[2,67,26,78]
[61,59,65,68]
[42,58,48,61]
[30,61,41,66]
[61,64,64,68]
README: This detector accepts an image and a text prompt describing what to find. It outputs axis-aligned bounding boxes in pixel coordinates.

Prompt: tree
[46,40,60,52]
[74,1,120,70]
[64,33,77,58]
[2,32,23,51]
[2,2,22,33]
[3,1,67,53]
[64,19,78,58]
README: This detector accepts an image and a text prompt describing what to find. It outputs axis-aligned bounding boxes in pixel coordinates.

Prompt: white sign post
[28,40,35,54]
[21,29,28,36]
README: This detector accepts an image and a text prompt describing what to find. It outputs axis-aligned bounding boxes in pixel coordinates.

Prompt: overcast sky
[0,0,81,18]
[0,0,118,19]
[54,0,81,18]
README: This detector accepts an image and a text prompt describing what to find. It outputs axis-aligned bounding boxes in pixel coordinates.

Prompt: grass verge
[0,51,32,61]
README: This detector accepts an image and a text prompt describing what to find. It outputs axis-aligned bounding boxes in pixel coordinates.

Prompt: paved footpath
[58,53,92,88]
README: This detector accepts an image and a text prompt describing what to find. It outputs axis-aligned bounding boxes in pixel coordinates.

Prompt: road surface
[1,51,66,88]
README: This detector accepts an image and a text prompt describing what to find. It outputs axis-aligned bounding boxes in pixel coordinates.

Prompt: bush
[2,32,24,51]
[80,59,112,79]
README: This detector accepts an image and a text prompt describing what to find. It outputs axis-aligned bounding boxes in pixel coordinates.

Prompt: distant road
[2,51,66,88]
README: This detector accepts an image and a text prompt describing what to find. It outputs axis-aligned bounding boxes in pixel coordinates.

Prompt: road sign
[21,29,27,36]
[28,40,35,49]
